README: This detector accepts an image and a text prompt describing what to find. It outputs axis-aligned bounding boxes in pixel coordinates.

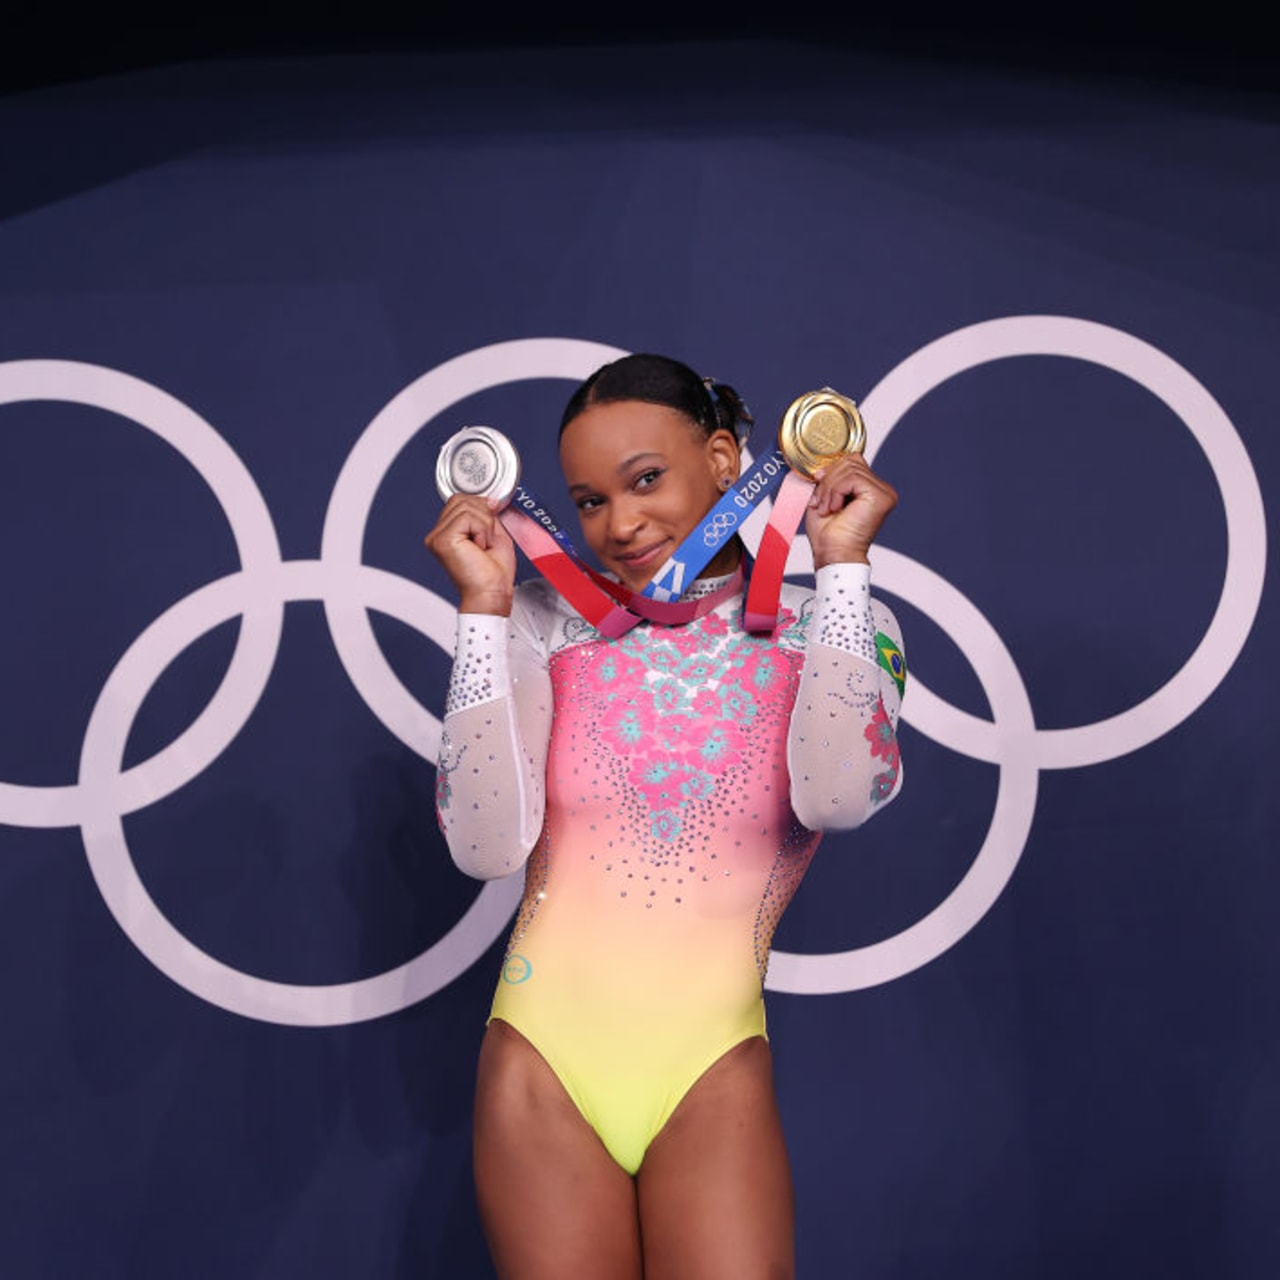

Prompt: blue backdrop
[0,41,1275,1277]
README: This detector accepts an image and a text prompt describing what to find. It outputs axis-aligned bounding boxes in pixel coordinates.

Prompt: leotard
[437,563,904,1174]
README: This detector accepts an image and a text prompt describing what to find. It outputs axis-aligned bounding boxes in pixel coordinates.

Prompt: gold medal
[777,388,866,479]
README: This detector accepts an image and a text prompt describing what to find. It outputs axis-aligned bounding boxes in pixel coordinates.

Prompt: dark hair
[558,353,753,441]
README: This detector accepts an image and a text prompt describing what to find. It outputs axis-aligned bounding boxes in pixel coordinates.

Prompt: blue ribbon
[503,448,790,602]
[642,449,790,602]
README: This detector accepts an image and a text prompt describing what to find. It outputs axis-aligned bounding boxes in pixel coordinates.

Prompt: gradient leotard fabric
[437,564,903,1173]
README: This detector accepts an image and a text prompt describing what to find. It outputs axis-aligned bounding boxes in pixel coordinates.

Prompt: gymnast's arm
[434,598,552,879]
[786,449,903,830]
[787,563,905,830]
[425,492,551,880]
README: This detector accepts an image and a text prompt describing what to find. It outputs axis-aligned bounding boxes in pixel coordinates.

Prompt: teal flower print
[645,642,684,674]
[699,723,744,769]
[676,651,727,683]
[752,652,778,690]
[651,677,692,715]
[680,769,717,802]
[718,681,758,725]
[650,808,683,841]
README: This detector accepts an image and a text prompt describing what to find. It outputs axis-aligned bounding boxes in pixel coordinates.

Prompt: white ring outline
[77,560,524,1026]
[766,545,1040,993]
[702,510,739,547]
[0,360,284,828]
[860,316,1267,769]
[0,322,1265,1016]
[768,315,1266,991]
[80,342,627,1024]
[321,339,627,754]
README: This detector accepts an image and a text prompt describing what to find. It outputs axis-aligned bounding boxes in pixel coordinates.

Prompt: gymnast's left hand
[805,453,898,569]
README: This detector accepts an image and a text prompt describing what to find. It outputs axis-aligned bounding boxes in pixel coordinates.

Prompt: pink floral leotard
[437,563,904,1173]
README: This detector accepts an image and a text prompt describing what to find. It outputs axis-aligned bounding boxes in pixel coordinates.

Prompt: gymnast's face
[559,400,741,592]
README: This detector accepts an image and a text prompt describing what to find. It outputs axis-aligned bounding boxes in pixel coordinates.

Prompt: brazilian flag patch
[875,631,906,697]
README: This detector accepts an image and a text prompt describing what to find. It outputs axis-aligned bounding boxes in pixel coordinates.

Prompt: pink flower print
[697,611,730,639]
[692,689,721,719]
[871,770,898,802]
[591,649,645,692]
[678,766,717,803]
[751,651,779,691]
[651,677,692,715]
[676,650,727,684]
[635,758,717,810]
[617,630,667,667]
[717,679,759,726]
[649,808,683,842]
[697,721,744,770]
[670,625,708,657]
[657,714,700,752]
[722,628,776,672]
[644,641,684,674]
[864,700,897,761]
[601,697,655,753]
[635,760,685,810]
[863,698,900,804]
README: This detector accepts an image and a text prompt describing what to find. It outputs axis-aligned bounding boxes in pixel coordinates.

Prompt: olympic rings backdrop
[1,41,1276,1280]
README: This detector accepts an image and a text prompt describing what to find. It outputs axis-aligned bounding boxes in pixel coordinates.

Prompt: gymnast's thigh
[636,1036,796,1280]
[472,1018,643,1280]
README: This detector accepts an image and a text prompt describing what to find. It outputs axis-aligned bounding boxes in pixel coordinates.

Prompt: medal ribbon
[495,447,793,637]
[638,450,790,603]
[445,430,825,636]
[741,469,816,632]
[497,497,746,639]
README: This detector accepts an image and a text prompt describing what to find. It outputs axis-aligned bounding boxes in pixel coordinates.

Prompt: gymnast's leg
[472,1019,643,1280]
[636,1036,796,1280]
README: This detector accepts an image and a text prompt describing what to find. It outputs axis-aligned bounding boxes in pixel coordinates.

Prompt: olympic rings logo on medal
[455,445,490,486]
[702,510,739,547]
[0,320,1266,1024]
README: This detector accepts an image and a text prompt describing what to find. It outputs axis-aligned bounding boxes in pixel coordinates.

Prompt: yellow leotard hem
[486,1006,768,1176]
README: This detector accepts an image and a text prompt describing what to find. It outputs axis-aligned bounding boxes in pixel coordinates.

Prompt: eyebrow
[567,452,666,495]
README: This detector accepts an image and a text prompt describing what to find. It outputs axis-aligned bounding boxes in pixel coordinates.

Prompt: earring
[719,477,731,491]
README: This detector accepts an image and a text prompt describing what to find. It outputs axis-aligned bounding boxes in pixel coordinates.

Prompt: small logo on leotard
[875,631,907,698]
[501,954,533,984]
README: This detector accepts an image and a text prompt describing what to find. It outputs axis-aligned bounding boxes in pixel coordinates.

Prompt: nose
[607,494,644,545]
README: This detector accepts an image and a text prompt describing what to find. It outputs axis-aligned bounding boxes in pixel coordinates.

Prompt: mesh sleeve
[434,601,552,879]
[788,562,906,830]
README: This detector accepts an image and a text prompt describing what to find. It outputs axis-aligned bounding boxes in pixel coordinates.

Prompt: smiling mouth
[615,540,670,575]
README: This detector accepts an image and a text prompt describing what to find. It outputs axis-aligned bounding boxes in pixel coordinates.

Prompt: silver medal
[435,425,522,508]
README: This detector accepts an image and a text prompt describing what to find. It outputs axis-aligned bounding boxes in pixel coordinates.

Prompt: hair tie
[702,376,737,441]
[703,376,754,443]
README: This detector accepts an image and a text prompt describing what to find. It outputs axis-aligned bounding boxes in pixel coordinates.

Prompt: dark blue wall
[0,42,1275,1278]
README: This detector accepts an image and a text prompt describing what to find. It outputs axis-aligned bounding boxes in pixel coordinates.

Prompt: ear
[704,428,741,490]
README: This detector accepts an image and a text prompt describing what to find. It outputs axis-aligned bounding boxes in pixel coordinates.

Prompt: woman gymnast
[425,353,903,1279]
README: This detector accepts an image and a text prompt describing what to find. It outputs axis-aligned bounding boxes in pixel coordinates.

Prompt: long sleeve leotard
[436,563,904,1173]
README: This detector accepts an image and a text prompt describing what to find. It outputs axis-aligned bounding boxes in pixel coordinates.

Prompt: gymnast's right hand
[424,494,517,617]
